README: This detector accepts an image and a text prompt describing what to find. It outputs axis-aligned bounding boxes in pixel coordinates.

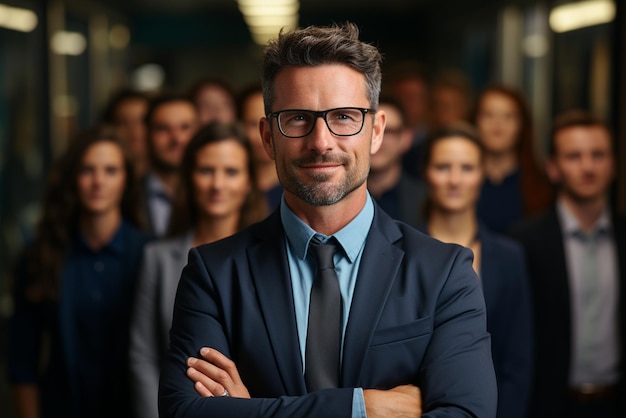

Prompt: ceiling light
[237,0,299,45]
[244,15,297,27]
[0,4,38,32]
[132,63,165,92]
[550,0,615,33]
[50,31,87,55]
[238,4,299,16]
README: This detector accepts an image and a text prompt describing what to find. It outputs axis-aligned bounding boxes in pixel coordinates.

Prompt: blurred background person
[511,111,625,418]
[429,69,473,130]
[368,97,426,228]
[129,122,267,418]
[7,127,151,418]
[101,89,151,179]
[473,85,553,234]
[141,94,199,236]
[385,62,431,179]
[420,123,533,418]
[238,83,282,210]
[188,78,238,126]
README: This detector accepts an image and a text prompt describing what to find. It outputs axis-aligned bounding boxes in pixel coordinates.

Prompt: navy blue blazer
[7,221,151,418]
[159,206,497,417]
[479,227,533,418]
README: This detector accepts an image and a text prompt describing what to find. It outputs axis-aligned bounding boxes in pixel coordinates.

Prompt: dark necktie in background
[305,236,342,391]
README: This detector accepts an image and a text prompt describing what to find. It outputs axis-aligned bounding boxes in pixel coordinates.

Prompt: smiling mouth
[302,163,342,169]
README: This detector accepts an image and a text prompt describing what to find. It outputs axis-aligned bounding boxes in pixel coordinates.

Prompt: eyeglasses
[267,107,376,138]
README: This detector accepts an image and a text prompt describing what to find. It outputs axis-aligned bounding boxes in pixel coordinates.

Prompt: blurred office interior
[0,0,624,415]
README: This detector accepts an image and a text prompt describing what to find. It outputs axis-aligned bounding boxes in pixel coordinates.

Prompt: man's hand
[186,347,251,399]
[363,384,422,418]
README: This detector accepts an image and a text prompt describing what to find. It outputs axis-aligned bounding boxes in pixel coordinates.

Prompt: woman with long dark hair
[8,126,151,418]
[129,122,268,418]
[473,85,553,233]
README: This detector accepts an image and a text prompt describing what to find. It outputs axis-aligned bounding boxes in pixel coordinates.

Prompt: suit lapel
[341,208,404,386]
[546,209,571,323]
[247,212,307,395]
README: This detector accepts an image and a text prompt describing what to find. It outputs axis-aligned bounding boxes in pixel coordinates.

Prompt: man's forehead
[268,65,371,116]
[557,125,610,143]
[555,125,612,153]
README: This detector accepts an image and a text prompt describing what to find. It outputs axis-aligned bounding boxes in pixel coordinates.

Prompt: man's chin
[567,189,606,203]
[153,159,179,173]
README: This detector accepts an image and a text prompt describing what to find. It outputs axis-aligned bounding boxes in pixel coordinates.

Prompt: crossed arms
[158,237,497,417]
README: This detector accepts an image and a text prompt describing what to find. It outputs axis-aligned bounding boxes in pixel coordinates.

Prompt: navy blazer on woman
[7,221,151,418]
[479,226,533,418]
[159,206,497,417]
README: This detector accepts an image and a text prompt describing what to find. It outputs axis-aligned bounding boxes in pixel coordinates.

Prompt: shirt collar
[147,171,171,201]
[280,193,375,263]
[556,197,611,237]
[75,219,129,255]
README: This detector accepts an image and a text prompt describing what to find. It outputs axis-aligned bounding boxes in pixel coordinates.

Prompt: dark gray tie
[305,237,342,391]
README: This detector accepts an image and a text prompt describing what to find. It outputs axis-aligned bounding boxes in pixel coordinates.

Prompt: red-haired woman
[473,85,553,233]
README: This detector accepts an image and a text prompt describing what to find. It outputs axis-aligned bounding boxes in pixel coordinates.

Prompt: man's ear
[260,117,276,160]
[370,110,386,155]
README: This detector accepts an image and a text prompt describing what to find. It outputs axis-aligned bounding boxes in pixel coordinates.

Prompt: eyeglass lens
[277,108,365,137]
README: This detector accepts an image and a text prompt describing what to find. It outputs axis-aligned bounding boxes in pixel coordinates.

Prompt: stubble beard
[150,150,182,176]
[280,154,369,207]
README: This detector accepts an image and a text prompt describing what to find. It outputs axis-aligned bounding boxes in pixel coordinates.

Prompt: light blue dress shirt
[280,194,374,418]
[557,199,619,386]
[146,172,172,237]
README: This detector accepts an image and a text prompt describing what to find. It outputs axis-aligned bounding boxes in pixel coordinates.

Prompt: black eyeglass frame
[267,107,377,138]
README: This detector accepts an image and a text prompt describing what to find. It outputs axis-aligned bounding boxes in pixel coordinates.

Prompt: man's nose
[581,154,596,172]
[171,128,188,144]
[307,116,334,152]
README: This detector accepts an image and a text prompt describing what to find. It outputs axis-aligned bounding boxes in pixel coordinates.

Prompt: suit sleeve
[158,248,354,418]
[421,247,498,417]
[129,245,162,418]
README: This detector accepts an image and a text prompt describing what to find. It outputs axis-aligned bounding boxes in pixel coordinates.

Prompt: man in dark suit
[368,97,427,228]
[140,94,198,236]
[159,23,496,417]
[511,110,625,418]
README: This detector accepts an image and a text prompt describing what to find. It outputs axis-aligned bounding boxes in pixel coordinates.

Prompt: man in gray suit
[159,23,496,417]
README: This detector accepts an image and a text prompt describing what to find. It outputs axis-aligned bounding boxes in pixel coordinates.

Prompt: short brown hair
[144,93,195,128]
[261,22,382,114]
[550,110,611,156]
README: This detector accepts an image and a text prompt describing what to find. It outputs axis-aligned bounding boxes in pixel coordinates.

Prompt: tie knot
[309,238,337,271]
